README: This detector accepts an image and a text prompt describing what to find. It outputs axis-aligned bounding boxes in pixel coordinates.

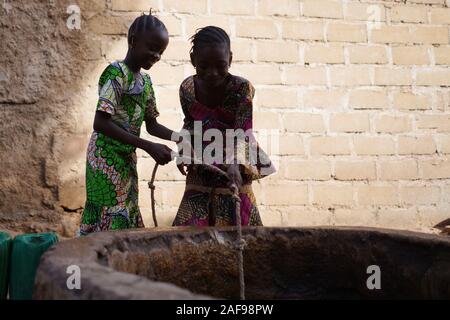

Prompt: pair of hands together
[175,139,243,189]
[177,161,243,191]
[142,140,243,189]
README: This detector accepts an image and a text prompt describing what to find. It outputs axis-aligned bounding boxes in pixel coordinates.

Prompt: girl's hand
[177,162,189,176]
[143,141,173,165]
[227,164,243,191]
[176,137,194,176]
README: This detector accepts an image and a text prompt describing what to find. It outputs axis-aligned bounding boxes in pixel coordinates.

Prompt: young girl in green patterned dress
[79,13,177,235]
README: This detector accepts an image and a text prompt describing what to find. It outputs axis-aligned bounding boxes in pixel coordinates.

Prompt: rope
[148,156,246,300]
[231,188,246,300]
[148,163,159,227]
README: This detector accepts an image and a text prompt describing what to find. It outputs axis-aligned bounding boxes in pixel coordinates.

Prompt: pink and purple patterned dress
[172,74,276,227]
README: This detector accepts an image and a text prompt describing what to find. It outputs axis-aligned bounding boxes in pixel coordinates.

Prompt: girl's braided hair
[128,9,167,46]
[190,26,230,54]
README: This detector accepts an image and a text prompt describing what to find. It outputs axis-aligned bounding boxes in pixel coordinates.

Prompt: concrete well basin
[34,227,450,299]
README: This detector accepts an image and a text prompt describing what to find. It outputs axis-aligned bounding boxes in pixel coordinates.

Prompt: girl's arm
[94,111,173,165]
[145,117,179,142]
[225,80,275,185]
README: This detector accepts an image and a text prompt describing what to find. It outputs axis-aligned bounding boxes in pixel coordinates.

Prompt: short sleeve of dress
[96,64,124,115]
[145,76,160,120]
[180,81,194,131]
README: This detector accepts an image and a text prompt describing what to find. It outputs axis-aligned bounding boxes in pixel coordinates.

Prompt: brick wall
[58,0,450,233]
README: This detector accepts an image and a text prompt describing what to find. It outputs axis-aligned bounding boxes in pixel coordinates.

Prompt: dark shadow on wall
[0,0,126,237]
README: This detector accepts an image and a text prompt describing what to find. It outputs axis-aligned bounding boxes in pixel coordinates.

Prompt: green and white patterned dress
[79,61,159,235]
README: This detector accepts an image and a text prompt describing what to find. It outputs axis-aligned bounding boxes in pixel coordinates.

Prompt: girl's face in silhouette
[131,28,169,70]
[191,44,232,88]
